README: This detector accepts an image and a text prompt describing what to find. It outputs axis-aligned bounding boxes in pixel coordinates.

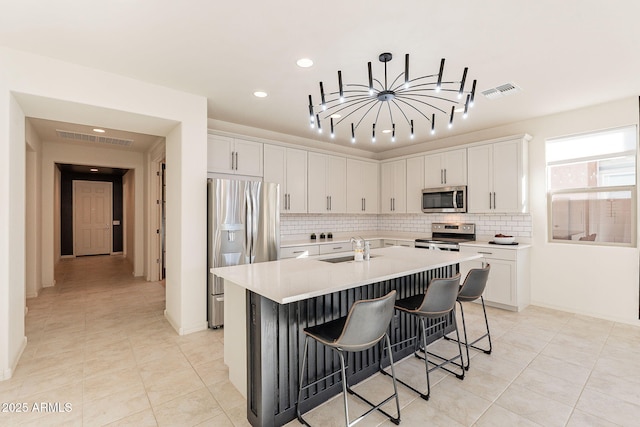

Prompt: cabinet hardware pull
[293,250,304,254]
[363,198,366,211]
[329,196,332,210]
[493,192,496,209]
[444,168,447,184]
[478,251,493,255]
[441,169,444,184]
[489,192,492,209]
[333,247,343,250]
[235,152,238,170]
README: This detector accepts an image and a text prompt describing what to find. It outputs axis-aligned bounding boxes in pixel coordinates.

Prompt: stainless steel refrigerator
[207,178,280,328]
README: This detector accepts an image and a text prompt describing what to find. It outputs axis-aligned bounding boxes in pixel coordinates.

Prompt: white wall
[123,169,135,266]
[0,46,208,380]
[403,97,639,324]
[25,120,42,298]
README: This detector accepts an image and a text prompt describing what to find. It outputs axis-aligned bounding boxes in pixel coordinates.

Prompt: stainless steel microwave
[422,186,467,213]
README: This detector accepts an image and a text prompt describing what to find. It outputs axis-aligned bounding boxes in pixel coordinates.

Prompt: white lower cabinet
[280,245,320,259]
[459,244,530,311]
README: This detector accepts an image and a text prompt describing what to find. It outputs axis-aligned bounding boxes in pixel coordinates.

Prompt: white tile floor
[1,255,639,426]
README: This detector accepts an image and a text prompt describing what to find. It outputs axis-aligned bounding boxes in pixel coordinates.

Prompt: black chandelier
[308,52,477,143]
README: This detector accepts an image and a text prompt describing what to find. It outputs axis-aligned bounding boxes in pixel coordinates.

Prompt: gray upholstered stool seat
[296,290,401,426]
[445,265,492,370]
[384,275,465,400]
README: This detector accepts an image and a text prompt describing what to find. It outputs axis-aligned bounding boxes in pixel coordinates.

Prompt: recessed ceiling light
[253,91,268,98]
[330,114,341,119]
[90,168,98,172]
[93,128,105,133]
[296,58,314,68]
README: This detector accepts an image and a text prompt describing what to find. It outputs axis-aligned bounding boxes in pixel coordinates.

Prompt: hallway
[0,255,246,426]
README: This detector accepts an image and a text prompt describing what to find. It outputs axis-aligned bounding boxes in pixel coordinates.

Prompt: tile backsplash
[281,213,532,238]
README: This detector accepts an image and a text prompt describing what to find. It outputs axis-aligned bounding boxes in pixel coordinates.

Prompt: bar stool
[296,290,401,426]
[390,275,464,400]
[449,265,492,370]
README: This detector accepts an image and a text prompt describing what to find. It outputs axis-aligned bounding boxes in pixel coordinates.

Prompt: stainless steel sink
[319,255,377,263]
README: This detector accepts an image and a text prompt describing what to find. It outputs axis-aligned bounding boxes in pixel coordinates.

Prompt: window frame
[546,125,638,247]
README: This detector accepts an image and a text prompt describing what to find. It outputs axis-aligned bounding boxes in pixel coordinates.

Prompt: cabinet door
[467,145,493,213]
[327,155,346,213]
[424,154,444,187]
[443,149,467,186]
[263,145,286,208]
[286,149,307,213]
[234,138,263,177]
[492,140,521,212]
[380,162,394,214]
[483,259,515,306]
[207,135,234,174]
[361,161,378,213]
[307,152,328,213]
[380,160,406,213]
[406,156,425,213]
[392,160,407,213]
[346,159,365,213]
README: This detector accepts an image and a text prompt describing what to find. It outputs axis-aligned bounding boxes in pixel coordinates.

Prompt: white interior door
[73,180,113,256]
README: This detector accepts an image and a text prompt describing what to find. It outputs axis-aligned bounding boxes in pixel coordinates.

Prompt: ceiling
[3,1,640,153]
[28,117,163,154]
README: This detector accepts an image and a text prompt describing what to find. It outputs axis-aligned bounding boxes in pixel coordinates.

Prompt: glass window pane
[548,155,636,190]
[547,126,636,163]
[550,190,633,244]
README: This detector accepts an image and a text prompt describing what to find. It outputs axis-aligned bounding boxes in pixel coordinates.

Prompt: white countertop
[459,240,532,250]
[211,246,481,304]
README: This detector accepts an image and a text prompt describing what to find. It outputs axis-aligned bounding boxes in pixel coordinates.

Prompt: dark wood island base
[246,264,457,427]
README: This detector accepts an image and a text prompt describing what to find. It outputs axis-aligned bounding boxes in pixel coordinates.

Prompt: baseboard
[2,336,27,381]
[61,255,75,259]
[163,310,208,336]
[531,300,640,326]
[110,252,123,256]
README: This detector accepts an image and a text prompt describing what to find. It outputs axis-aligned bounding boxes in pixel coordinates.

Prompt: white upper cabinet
[263,145,307,213]
[207,134,263,177]
[346,159,379,214]
[380,160,406,213]
[467,136,529,213]
[424,148,467,188]
[406,156,425,214]
[308,152,347,213]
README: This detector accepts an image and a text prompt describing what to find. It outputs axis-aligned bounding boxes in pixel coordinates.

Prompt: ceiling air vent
[55,129,133,147]
[481,83,521,100]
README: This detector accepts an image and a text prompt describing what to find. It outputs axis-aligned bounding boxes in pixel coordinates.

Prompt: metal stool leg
[296,336,310,426]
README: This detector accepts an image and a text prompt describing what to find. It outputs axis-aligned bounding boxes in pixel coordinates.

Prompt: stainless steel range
[415,223,476,251]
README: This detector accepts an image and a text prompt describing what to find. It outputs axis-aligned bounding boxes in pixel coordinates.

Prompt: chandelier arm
[353,100,384,130]
[386,101,394,126]
[394,96,448,116]
[372,78,386,91]
[321,93,375,108]
[334,99,380,127]
[388,72,405,90]
[323,96,377,118]
[396,84,464,94]
[389,100,412,126]
[395,93,464,105]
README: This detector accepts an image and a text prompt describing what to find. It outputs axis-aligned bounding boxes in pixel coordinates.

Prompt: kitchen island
[212,246,481,427]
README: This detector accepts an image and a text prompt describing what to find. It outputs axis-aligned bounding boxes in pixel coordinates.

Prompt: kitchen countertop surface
[211,246,481,304]
[459,240,532,250]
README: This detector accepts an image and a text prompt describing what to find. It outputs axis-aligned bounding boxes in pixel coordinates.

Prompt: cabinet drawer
[319,243,351,254]
[280,245,319,259]
[366,239,383,249]
[460,246,517,261]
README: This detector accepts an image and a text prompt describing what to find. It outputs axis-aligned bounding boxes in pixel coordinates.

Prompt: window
[546,126,637,246]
